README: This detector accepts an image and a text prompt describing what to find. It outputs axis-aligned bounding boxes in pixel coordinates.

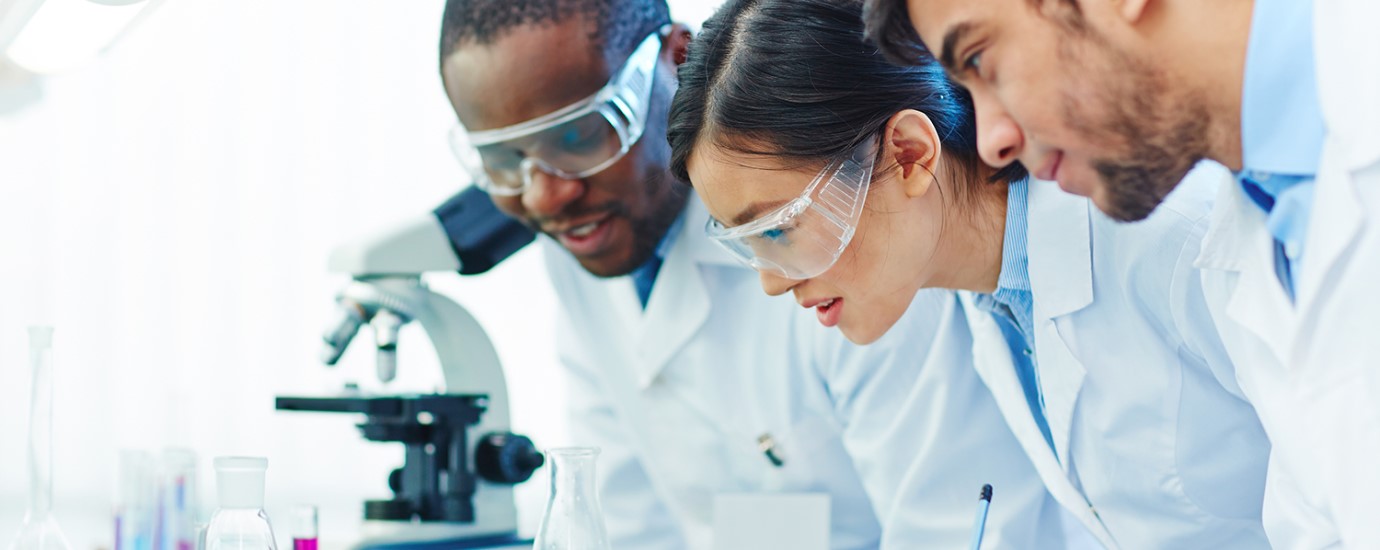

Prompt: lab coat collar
[1026,180,1094,319]
[1195,171,1264,273]
[1019,180,1095,473]
[959,293,1121,550]
[1297,0,1375,313]
[633,196,742,388]
[1196,179,1296,364]
[1314,0,1380,172]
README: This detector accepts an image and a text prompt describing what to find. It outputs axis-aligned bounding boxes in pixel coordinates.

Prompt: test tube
[116,450,157,550]
[291,505,318,550]
[160,449,198,550]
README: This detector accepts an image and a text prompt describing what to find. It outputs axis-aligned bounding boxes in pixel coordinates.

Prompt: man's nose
[520,161,586,218]
[973,90,1024,169]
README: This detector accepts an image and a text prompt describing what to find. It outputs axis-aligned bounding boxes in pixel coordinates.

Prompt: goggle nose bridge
[519,156,571,190]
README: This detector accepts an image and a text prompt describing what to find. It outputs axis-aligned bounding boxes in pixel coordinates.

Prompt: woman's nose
[758,270,799,297]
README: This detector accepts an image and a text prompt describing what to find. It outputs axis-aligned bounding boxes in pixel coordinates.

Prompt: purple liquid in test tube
[292,505,318,550]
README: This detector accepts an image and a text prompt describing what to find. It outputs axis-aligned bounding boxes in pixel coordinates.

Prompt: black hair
[862,0,1084,65]
[862,0,928,66]
[667,0,1025,202]
[439,0,670,63]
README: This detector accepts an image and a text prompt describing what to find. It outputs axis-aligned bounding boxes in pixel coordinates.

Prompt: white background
[0,0,723,547]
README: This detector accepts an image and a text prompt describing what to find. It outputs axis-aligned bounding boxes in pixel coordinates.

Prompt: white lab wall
[0,0,722,547]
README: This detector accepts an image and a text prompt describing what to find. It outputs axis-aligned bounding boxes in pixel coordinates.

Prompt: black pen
[969,484,992,550]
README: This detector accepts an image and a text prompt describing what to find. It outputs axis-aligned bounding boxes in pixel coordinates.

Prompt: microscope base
[352,523,530,550]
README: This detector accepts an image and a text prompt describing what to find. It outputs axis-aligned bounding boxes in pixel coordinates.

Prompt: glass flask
[533,447,611,550]
[204,457,278,550]
[8,327,73,550]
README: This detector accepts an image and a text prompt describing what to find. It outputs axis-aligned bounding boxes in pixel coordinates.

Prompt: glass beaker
[204,457,277,550]
[533,447,611,550]
[7,326,73,550]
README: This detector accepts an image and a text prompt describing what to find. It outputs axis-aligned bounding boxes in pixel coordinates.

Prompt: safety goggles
[448,29,665,196]
[706,139,878,280]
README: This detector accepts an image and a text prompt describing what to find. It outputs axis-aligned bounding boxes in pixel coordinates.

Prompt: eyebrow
[939,21,975,73]
[731,200,789,227]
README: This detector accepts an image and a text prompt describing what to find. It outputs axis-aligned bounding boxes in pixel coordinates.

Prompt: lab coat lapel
[1297,0,1378,332]
[1313,0,1380,173]
[633,197,736,389]
[960,294,1120,550]
[1026,181,1093,469]
[1196,176,1295,365]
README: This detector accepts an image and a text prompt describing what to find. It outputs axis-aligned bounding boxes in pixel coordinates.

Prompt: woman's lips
[813,298,843,328]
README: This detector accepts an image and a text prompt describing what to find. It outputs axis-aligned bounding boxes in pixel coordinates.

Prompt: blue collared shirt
[985,179,1035,345]
[631,209,685,308]
[972,179,1054,454]
[1237,0,1326,298]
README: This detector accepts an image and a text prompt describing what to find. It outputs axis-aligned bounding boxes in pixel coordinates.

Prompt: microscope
[276,187,542,548]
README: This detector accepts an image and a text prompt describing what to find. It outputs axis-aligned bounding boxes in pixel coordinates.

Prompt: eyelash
[963,50,984,76]
[762,227,788,241]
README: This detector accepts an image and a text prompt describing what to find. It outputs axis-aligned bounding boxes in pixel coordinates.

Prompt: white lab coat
[959,166,1273,549]
[542,196,1073,549]
[1192,1,1380,546]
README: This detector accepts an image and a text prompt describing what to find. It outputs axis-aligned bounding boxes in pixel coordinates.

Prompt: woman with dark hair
[668,0,1275,548]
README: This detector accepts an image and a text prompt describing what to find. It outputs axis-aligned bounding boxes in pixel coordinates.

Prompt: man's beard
[615,169,691,277]
[1060,32,1209,222]
[525,168,690,278]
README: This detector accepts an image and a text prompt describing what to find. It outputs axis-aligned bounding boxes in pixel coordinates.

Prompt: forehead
[442,19,613,132]
[904,0,1009,51]
[687,143,820,225]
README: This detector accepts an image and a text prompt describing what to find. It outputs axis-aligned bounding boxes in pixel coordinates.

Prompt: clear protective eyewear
[706,139,879,280]
[448,28,665,196]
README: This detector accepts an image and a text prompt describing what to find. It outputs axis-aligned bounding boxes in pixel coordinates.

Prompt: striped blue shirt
[974,178,1035,346]
[972,179,1054,454]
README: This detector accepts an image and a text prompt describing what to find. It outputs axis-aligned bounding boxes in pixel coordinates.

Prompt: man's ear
[664,23,693,75]
[884,109,943,199]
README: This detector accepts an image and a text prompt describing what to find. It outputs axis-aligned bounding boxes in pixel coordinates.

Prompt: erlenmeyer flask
[204,457,278,550]
[533,448,611,550]
[7,327,73,550]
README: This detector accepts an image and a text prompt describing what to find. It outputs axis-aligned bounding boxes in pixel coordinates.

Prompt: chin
[573,242,652,279]
[838,321,886,346]
[575,255,637,278]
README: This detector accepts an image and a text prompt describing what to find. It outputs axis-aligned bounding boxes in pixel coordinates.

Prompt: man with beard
[433,0,1078,548]
[865,0,1380,546]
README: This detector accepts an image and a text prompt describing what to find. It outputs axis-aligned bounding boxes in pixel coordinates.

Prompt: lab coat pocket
[761,413,848,491]
[730,414,846,547]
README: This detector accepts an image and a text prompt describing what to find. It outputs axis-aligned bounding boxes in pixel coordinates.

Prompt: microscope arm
[319,186,535,370]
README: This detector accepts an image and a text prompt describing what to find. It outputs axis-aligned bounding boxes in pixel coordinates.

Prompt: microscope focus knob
[475,432,544,484]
